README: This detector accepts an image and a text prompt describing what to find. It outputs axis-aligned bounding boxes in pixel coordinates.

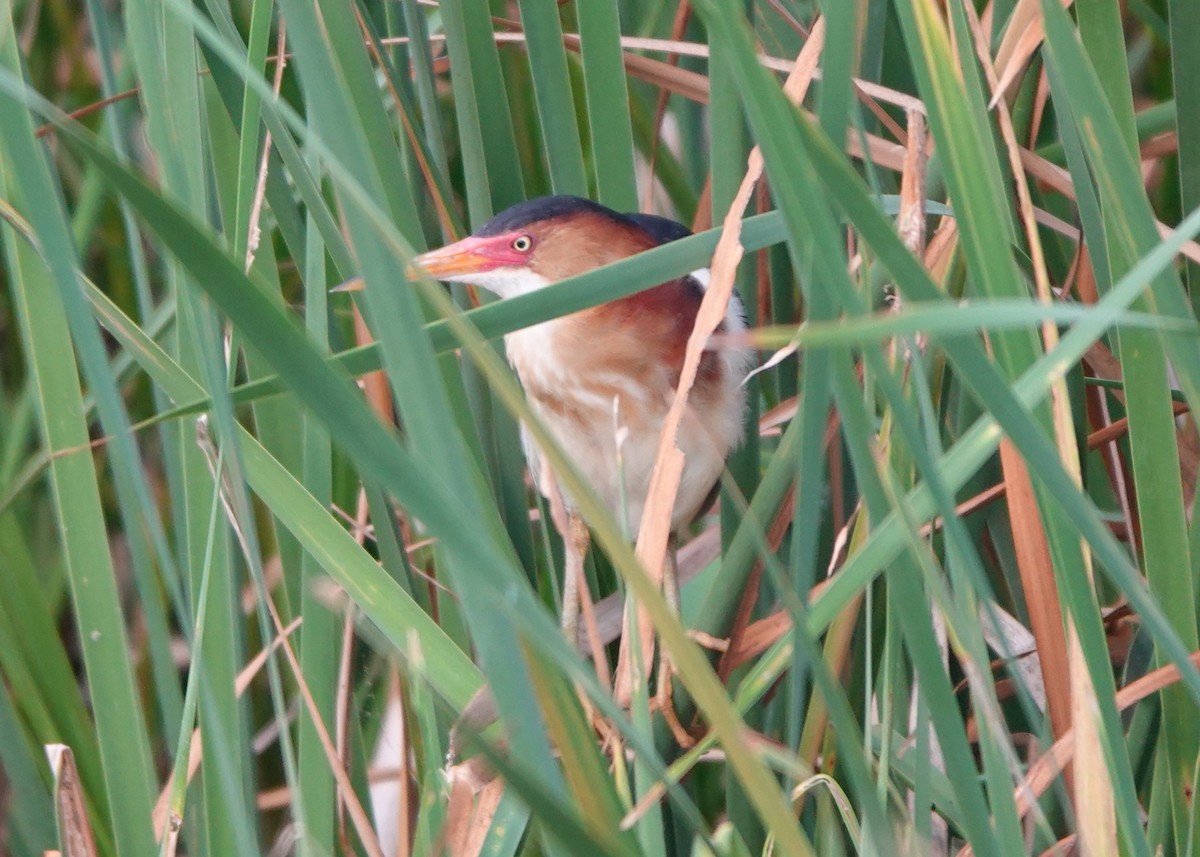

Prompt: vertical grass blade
[0,116,156,857]
[516,0,588,196]
[575,0,638,210]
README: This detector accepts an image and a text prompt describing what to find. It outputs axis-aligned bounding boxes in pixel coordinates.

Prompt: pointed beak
[410,236,498,281]
[329,237,501,294]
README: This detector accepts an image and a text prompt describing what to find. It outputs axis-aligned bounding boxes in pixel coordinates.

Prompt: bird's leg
[655,535,695,747]
[536,455,588,643]
[662,532,681,617]
[561,511,591,644]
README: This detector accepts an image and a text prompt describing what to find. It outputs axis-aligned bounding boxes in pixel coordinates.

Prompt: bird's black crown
[624,212,693,245]
[475,195,637,237]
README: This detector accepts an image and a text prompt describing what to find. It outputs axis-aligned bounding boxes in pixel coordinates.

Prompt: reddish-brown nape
[509,208,726,411]
[521,208,658,281]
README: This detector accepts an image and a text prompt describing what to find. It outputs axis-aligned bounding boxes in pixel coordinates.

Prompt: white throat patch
[459,267,552,299]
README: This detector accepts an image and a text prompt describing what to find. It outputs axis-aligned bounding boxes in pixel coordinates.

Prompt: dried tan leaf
[613,19,828,706]
[461,778,506,856]
[613,161,754,700]
[1179,416,1199,514]
[1034,835,1077,857]
[741,341,798,387]
[759,396,799,434]
[989,0,1073,109]
[724,609,794,669]
[443,767,476,855]
[45,744,97,857]
[614,48,710,104]
[922,216,959,280]
[897,109,928,257]
[997,441,1074,754]
[1068,623,1117,854]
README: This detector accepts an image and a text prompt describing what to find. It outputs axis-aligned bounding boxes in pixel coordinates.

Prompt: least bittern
[412,195,751,648]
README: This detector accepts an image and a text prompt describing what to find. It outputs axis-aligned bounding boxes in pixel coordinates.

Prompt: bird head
[411,195,659,299]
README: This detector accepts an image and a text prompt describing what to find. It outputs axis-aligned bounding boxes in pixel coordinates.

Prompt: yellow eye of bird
[511,235,533,253]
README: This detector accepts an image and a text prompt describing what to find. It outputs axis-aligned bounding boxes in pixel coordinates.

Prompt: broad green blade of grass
[124,0,262,847]
[691,15,1200,854]
[2,16,187,773]
[702,3,910,849]
[0,677,58,854]
[693,5,1006,845]
[176,202,936,434]
[737,448,898,852]
[296,189,340,857]
[1076,1,1138,159]
[439,0,526,215]
[799,193,1200,685]
[226,0,274,265]
[434,1,556,597]
[775,20,841,795]
[55,86,606,845]
[77,0,197,702]
[575,0,638,211]
[0,133,157,857]
[406,242,826,856]
[516,0,588,196]
[704,26,763,844]
[707,20,762,744]
[1168,0,1200,297]
[0,512,104,807]
[720,16,1200,723]
[814,1,854,149]
[524,650,637,853]
[160,444,224,855]
[399,0,459,229]
[352,87,827,857]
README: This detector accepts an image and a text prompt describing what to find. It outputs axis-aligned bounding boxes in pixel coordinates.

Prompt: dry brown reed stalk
[47,745,99,857]
[612,16,827,715]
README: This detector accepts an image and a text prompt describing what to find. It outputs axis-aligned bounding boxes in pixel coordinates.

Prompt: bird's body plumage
[507,269,748,534]
[413,195,751,536]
